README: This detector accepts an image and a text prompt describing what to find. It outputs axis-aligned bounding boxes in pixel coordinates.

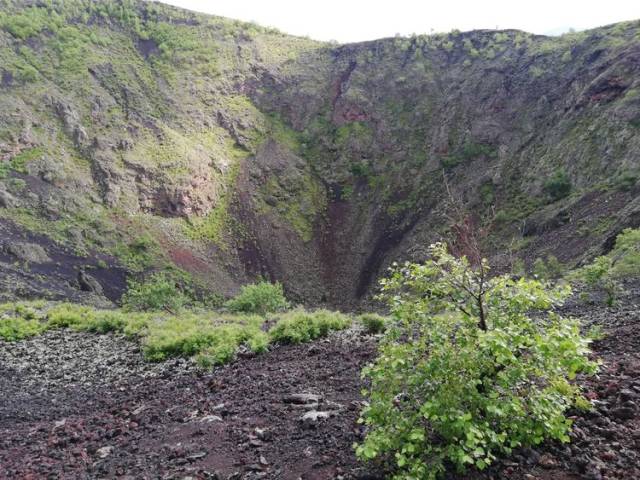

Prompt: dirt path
[1,299,639,480]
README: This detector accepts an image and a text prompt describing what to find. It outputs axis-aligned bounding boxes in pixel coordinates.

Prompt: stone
[300,410,339,428]
[539,454,558,468]
[612,407,636,420]
[0,188,16,208]
[200,415,223,423]
[6,242,51,264]
[78,270,104,295]
[619,389,637,401]
[284,393,323,405]
[96,446,113,459]
[600,450,616,461]
[187,451,207,461]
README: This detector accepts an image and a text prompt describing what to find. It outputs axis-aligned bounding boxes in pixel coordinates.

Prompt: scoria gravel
[1,294,640,479]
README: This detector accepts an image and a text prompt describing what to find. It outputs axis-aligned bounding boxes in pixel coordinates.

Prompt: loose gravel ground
[1,296,639,480]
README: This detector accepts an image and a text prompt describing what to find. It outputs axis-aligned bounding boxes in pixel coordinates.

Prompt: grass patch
[357,313,389,334]
[269,309,351,344]
[0,316,44,341]
[0,300,355,368]
[143,313,264,362]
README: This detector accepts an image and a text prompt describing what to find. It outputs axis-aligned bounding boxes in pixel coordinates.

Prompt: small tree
[356,243,598,479]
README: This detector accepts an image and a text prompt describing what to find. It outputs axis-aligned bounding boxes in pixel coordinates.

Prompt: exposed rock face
[0,1,639,305]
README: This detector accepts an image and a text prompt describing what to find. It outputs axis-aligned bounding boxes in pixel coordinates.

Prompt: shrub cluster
[356,243,598,479]
[532,255,563,280]
[571,228,640,305]
[1,299,352,370]
[121,272,188,312]
[225,281,289,315]
[543,169,572,201]
[0,316,43,341]
[357,313,388,334]
[143,313,266,363]
[269,309,351,344]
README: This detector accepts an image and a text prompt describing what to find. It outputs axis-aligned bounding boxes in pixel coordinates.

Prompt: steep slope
[1,0,640,307]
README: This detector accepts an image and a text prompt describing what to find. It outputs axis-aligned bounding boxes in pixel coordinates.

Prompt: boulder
[6,242,51,263]
[78,270,104,295]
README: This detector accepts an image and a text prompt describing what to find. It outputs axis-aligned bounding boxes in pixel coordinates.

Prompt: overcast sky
[158,0,640,43]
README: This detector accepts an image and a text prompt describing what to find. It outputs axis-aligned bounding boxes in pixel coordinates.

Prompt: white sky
[158,0,640,42]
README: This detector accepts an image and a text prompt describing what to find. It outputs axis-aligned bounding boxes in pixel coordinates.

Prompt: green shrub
[571,228,640,305]
[225,281,289,315]
[533,255,564,280]
[47,303,94,328]
[493,209,512,224]
[543,169,572,201]
[45,302,154,336]
[358,313,388,334]
[0,317,44,341]
[511,257,526,277]
[532,257,548,279]
[122,273,188,312]
[356,243,598,479]
[269,309,351,344]
[143,313,265,362]
[546,255,563,278]
[615,172,637,191]
[574,256,619,306]
[608,228,640,277]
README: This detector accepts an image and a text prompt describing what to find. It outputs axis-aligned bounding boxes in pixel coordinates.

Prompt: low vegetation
[543,169,572,201]
[356,243,598,479]
[269,309,351,344]
[571,228,640,305]
[0,282,356,367]
[225,280,290,315]
[357,313,389,334]
[122,272,189,312]
[532,254,563,280]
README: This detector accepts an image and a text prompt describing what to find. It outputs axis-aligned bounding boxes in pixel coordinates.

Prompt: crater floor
[1,299,639,479]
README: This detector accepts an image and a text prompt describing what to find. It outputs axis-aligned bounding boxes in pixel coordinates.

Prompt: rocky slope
[1,0,640,306]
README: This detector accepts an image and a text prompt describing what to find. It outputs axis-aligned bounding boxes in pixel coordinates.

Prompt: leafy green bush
[533,255,563,280]
[358,313,388,334]
[269,309,351,344]
[47,303,94,328]
[143,313,265,363]
[571,228,640,305]
[574,256,619,306]
[225,281,289,315]
[46,303,150,336]
[532,257,548,279]
[608,228,640,277]
[122,273,188,312]
[0,317,44,341]
[543,169,572,201]
[614,171,637,191]
[356,243,598,479]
